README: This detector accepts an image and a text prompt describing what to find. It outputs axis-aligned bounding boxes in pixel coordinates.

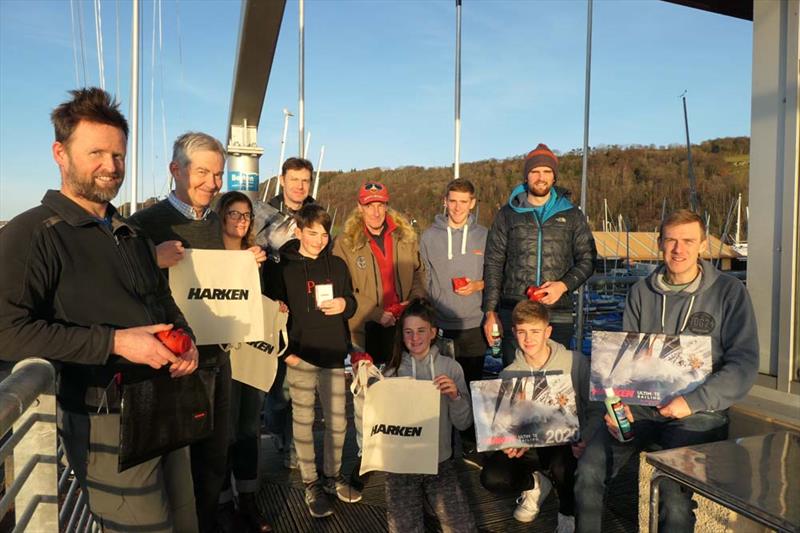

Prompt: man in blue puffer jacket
[483,143,596,365]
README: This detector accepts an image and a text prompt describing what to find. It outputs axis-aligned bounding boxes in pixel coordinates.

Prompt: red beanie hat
[523,143,558,179]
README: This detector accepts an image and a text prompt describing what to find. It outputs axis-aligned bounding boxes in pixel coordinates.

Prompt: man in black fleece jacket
[0,88,199,532]
[129,131,266,532]
[266,204,361,519]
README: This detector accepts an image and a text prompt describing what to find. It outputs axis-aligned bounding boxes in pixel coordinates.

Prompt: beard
[529,182,553,198]
[65,165,123,203]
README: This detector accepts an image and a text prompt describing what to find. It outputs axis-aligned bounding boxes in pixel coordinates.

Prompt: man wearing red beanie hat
[481,144,595,530]
[483,143,596,361]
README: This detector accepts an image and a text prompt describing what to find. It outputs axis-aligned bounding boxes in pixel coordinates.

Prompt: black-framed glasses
[226,210,253,221]
[364,182,383,191]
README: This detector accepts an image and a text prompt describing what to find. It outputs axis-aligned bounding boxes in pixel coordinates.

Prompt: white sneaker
[513,471,552,522]
[555,512,575,533]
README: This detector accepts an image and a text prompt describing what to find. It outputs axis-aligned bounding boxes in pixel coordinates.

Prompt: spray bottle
[604,387,634,442]
[490,323,502,356]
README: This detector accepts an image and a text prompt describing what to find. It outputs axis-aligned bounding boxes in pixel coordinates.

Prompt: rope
[76,0,88,86]
[69,0,81,87]
[93,0,106,89]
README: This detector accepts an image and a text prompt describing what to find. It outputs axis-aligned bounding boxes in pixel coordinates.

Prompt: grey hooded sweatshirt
[623,259,758,413]
[420,214,488,330]
[385,345,473,462]
[501,339,601,444]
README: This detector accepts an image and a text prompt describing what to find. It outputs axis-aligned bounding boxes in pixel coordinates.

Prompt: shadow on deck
[253,383,640,533]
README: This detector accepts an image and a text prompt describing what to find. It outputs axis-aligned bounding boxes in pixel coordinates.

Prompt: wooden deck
[253,385,640,533]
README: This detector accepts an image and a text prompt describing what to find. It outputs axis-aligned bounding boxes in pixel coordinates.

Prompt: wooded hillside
[308,136,749,237]
[120,136,750,240]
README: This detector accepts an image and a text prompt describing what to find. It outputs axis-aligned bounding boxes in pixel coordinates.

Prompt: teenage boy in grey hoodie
[480,300,595,533]
[420,179,489,390]
[420,179,488,463]
[574,209,759,533]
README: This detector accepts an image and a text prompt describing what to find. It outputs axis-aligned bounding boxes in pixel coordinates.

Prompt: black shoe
[215,501,245,533]
[349,457,371,492]
[238,492,273,532]
[461,446,484,469]
[305,480,334,518]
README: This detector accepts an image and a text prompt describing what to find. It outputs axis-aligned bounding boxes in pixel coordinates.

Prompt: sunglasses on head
[364,182,383,191]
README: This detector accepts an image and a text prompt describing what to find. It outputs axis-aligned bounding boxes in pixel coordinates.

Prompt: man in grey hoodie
[574,209,759,533]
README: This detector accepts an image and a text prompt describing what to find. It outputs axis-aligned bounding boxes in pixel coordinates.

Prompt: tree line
[117,136,750,241]
[313,136,750,238]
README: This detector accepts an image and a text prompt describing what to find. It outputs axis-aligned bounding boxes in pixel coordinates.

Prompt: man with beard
[483,144,596,366]
[0,88,200,531]
[130,132,267,532]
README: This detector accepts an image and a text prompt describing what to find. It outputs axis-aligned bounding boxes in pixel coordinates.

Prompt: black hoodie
[270,239,357,368]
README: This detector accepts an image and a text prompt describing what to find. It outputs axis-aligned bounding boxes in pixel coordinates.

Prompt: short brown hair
[295,203,331,233]
[50,87,129,144]
[512,300,550,327]
[282,157,314,176]
[445,179,475,197]
[659,209,707,241]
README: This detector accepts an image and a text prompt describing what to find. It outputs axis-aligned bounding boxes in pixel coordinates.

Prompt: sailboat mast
[298,0,305,158]
[575,0,593,354]
[681,92,699,212]
[735,193,742,244]
[454,0,462,180]
[129,0,140,214]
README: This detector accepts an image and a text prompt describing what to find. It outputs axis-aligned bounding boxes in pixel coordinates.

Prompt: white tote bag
[169,249,264,345]
[360,377,440,476]
[230,296,289,392]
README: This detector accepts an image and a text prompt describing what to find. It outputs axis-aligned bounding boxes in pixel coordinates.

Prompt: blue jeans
[574,406,729,533]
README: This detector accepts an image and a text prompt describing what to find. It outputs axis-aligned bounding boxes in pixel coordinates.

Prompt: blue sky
[0,0,752,220]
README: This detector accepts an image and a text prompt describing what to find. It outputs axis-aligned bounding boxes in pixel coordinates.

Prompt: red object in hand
[156,328,192,355]
[452,277,469,292]
[350,351,373,367]
[526,286,545,302]
[386,302,408,319]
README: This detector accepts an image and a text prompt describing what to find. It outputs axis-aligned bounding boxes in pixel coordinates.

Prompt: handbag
[117,367,216,472]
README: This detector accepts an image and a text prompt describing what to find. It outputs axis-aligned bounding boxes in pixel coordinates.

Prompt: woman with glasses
[216,191,273,532]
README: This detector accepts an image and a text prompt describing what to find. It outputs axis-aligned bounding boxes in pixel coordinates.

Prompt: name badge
[314,283,334,309]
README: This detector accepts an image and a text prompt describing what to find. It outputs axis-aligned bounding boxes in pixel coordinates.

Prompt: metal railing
[0,358,98,532]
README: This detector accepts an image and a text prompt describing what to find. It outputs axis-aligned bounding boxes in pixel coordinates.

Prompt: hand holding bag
[117,367,216,472]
